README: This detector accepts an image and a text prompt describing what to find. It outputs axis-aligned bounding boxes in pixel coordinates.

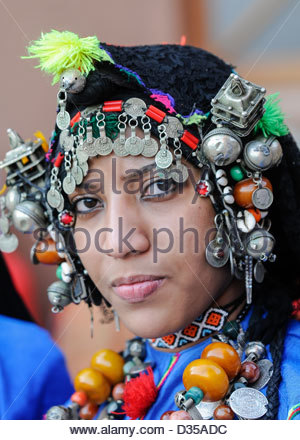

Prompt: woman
[2,30,300,420]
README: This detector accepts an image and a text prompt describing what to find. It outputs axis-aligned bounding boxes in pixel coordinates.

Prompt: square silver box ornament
[211,73,266,137]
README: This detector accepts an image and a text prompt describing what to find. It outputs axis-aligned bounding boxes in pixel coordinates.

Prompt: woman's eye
[142,178,179,199]
[73,197,103,213]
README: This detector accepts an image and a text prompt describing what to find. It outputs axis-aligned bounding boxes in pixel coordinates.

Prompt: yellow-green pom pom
[22,30,114,85]
[254,92,289,137]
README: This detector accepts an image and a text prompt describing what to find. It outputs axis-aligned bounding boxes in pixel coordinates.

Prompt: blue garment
[0,315,74,419]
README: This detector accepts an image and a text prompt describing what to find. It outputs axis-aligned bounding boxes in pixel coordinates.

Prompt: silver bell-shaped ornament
[5,187,22,212]
[244,228,275,260]
[202,127,242,166]
[243,135,283,171]
[12,200,46,233]
[60,69,86,94]
[47,280,73,313]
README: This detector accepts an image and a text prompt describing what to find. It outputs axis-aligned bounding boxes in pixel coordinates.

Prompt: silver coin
[124,98,147,118]
[0,233,19,253]
[63,174,76,195]
[254,261,265,283]
[0,217,10,235]
[56,194,65,212]
[165,116,183,139]
[80,161,89,176]
[95,137,113,156]
[82,139,96,157]
[229,388,268,419]
[71,165,83,185]
[63,134,74,152]
[56,111,71,130]
[142,138,159,157]
[205,239,229,268]
[250,359,273,391]
[59,129,69,146]
[76,148,89,164]
[113,137,129,157]
[155,149,173,169]
[125,136,144,156]
[195,400,221,420]
[157,168,171,180]
[170,163,189,183]
[47,188,61,208]
[252,187,274,210]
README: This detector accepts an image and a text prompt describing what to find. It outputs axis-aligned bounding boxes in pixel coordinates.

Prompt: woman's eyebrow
[120,162,157,181]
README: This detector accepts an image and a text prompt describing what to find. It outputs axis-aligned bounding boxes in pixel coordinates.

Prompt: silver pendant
[59,129,69,146]
[252,187,274,210]
[63,174,76,195]
[113,137,129,157]
[0,217,10,235]
[250,359,273,391]
[155,148,173,169]
[124,97,146,118]
[56,110,71,131]
[254,260,265,283]
[205,239,230,268]
[195,400,221,420]
[80,161,89,176]
[71,164,83,185]
[94,137,113,156]
[142,138,159,157]
[170,162,189,183]
[47,188,61,208]
[76,148,89,164]
[229,388,268,419]
[165,116,183,139]
[56,194,65,212]
[125,136,143,155]
[0,233,19,253]
[82,139,96,157]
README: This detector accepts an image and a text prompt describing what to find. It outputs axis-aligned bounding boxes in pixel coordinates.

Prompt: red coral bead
[240,361,260,383]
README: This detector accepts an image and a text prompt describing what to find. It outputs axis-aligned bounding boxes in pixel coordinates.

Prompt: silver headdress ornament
[0,68,287,312]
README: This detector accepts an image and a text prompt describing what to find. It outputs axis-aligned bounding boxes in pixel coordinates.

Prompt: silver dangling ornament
[170,140,189,183]
[243,135,283,171]
[47,280,73,313]
[155,124,173,170]
[113,113,129,157]
[205,215,230,268]
[141,115,158,157]
[125,117,143,156]
[95,110,113,156]
[56,88,71,130]
[12,200,46,233]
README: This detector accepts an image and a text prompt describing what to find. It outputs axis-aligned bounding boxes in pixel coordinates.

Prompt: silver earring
[114,310,120,332]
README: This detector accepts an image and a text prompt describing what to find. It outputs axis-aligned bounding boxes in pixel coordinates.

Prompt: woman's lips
[112,278,166,303]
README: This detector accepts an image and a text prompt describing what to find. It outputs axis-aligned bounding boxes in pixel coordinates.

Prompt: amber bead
[169,410,192,420]
[160,410,174,420]
[74,367,111,404]
[201,342,241,381]
[79,402,99,420]
[71,391,88,407]
[233,177,273,209]
[213,404,235,420]
[36,238,65,265]
[91,349,125,386]
[183,359,229,402]
[247,208,262,222]
[239,361,260,383]
[112,382,126,401]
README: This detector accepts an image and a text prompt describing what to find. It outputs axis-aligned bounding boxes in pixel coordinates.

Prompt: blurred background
[0,0,299,379]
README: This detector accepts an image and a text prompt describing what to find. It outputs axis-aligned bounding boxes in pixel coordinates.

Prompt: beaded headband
[0,31,289,314]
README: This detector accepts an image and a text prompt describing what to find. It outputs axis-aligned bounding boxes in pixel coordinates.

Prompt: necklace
[46,297,272,421]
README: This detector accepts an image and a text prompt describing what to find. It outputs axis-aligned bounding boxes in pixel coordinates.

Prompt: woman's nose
[99,199,150,259]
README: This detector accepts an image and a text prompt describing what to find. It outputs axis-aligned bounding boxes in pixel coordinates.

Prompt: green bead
[185,386,204,405]
[56,265,63,280]
[230,166,244,181]
[233,382,246,391]
[123,360,135,375]
[223,321,240,339]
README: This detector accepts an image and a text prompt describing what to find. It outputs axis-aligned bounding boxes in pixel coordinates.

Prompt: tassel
[254,92,289,137]
[122,366,158,420]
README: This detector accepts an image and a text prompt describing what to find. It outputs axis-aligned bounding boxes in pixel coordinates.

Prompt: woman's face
[69,133,241,338]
